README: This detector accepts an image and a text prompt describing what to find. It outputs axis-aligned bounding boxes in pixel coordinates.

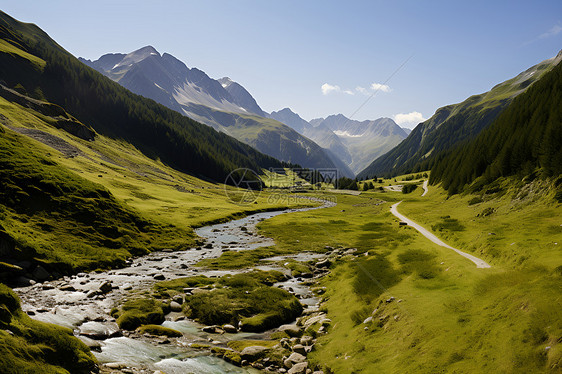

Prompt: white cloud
[321,83,340,95]
[393,111,426,128]
[371,82,391,92]
[323,82,390,96]
[539,24,562,39]
[356,86,369,95]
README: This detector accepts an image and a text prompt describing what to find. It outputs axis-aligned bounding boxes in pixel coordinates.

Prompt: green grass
[153,271,301,332]
[256,180,562,373]
[227,339,279,351]
[0,39,45,70]
[137,324,182,337]
[0,284,96,373]
[111,298,168,330]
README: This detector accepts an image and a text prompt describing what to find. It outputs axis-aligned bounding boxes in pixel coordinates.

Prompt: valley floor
[256,179,562,373]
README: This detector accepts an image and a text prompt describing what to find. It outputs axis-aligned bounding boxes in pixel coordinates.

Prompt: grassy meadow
[256,178,562,373]
[0,96,312,274]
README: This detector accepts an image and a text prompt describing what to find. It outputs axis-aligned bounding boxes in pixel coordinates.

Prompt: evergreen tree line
[430,60,562,194]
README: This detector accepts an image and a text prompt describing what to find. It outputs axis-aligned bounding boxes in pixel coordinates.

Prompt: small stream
[15,198,334,373]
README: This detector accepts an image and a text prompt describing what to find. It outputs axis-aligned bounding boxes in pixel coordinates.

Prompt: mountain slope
[358,51,562,179]
[81,47,339,172]
[182,103,344,172]
[0,12,290,184]
[218,77,267,117]
[430,53,562,194]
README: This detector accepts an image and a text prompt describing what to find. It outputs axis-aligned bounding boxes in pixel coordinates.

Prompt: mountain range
[81,47,409,177]
[79,47,346,174]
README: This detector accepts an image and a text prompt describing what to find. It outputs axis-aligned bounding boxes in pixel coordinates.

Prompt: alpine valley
[0,6,561,374]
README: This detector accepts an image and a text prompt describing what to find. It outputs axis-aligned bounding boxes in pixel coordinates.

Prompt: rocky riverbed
[14,199,336,374]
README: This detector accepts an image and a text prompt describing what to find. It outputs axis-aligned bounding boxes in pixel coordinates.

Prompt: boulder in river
[278,324,302,337]
[59,284,75,292]
[292,344,307,355]
[202,325,223,334]
[153,274,166,280]
[222,324,237,333]
[99,281,113,294]
[240,345,270,361]
[79,321,120,340]
[315,259,331,268]
[78,335,101,352]
[169,301,182,312]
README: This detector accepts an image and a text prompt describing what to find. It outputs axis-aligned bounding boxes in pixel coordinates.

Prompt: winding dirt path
[421,180,428,196]
[391,202,491,268]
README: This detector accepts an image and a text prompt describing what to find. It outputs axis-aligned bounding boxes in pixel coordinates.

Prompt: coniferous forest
[430,57,562,194]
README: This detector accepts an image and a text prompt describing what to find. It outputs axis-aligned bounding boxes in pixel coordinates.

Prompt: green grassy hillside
[0,93,312,283]
[430,54,562,194]
[358,51,562,179]
[257,180,561,373]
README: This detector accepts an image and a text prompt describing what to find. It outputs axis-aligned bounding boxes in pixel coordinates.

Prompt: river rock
[121,283,133,290]
[222,324,237,333]
[99,281,113,294]
[59,284,75,292]
[105,362,127,369]
[292,344,307,355]
[302,314,331,330]
[315,259,331,268]
[79,321,120,340]
[278,324,302,337]
[169,301,182,312]
[78,335,101,352]
[202,325,222,334]
[172,295,183,304]
[240,345,270,361]
[153,274,165,280]
[300,335,314,346]
[288,362,308,374]
[287,352,306,365]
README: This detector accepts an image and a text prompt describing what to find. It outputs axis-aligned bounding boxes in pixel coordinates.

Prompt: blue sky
[3,0,561,128]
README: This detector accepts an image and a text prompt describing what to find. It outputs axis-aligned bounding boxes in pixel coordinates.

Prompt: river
[14,199,333,373]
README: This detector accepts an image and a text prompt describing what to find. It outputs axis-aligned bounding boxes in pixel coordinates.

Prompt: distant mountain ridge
[358,50,562,179]
[81,47,347,174]
[271,109,408,174]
